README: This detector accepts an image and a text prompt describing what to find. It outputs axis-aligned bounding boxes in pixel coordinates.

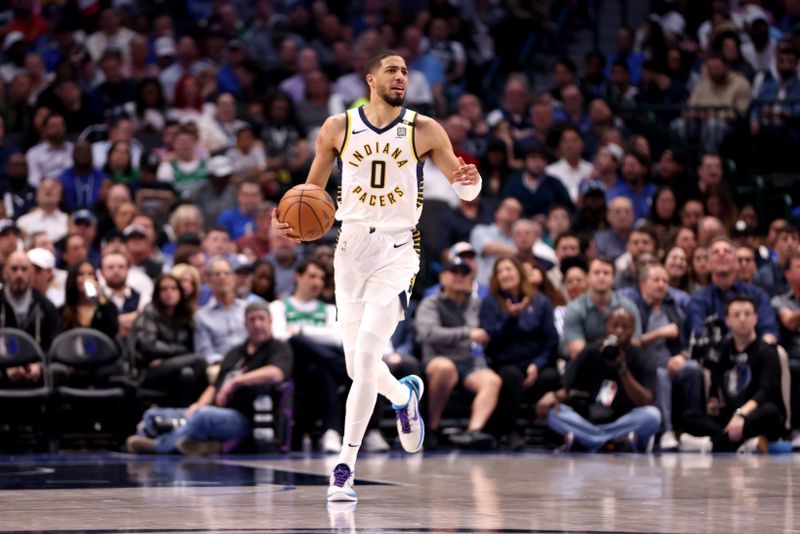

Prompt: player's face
[371,56,408,107]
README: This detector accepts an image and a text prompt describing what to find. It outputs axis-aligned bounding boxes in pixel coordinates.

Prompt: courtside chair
[0,328,52,451]
[48,329,133,448]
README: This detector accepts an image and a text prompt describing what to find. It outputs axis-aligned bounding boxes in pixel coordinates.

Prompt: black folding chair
[48,329,133,447]
[0,328,52,450]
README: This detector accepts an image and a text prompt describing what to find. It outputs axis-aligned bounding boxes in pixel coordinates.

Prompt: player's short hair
[365,50,403,74]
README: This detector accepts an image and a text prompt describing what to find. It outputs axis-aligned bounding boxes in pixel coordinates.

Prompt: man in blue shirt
[59,141,108,211]
[618,263,703,450]
[686,237,779,344]
[607,151,656,223]
[604,27,646,86]
[218,180,263,240]
[501,147,573,218]
[753,225,798,297]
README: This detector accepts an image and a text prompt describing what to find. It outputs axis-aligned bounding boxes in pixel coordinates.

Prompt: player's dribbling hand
[453,156,479,185]
[271,208,302,244]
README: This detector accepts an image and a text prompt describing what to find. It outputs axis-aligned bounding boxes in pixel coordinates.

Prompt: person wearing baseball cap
[415,254,499,450]
[190,154,237,229]
[423,242,489,300]
[28,247,65,307]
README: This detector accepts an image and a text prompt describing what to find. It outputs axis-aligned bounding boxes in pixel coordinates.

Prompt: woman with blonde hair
[171,263,202,311]
[168,204,205,239]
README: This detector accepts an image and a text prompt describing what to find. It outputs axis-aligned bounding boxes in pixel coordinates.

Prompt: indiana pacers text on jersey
[336,106,423,229]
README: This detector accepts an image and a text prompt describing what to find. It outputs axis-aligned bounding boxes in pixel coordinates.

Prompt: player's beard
[379,87,405,107]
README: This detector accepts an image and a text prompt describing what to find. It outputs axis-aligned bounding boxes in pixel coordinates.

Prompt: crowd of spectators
[0,1,800,455]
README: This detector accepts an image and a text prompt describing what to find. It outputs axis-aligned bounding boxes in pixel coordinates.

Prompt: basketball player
[272,51,482,502]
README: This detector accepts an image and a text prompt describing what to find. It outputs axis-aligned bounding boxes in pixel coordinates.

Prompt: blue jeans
[141,406,252,454]
[547,404,662,452]
[656,359,703,432]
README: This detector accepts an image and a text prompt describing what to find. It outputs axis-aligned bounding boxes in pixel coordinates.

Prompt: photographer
[680,296,785,452]
[540,308,661,452]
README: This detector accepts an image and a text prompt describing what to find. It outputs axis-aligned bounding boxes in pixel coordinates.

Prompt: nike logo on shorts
[393,241,409,248]
[351,128,367,135]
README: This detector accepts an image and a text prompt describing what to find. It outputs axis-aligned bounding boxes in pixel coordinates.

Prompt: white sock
[380,362,412,406]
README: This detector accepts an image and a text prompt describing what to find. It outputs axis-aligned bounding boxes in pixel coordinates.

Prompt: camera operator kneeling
[539,308,661,452]
[680,296,785,452]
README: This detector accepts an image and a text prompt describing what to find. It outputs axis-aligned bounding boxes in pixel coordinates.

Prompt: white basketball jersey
[336,107,422,230]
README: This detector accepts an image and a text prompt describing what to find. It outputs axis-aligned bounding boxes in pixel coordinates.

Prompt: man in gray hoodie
[415,258,499,449]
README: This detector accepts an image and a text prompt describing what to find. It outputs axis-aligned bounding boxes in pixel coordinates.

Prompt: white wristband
[452,176,482,201]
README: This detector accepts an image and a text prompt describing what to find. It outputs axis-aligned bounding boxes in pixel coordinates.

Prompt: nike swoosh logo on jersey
[351,128,367,135]
[393,241,409,248]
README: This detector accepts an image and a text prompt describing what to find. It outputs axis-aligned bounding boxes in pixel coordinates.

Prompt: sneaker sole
[176,438,221,456]
[327,489,358,502]
[404,375,425,453]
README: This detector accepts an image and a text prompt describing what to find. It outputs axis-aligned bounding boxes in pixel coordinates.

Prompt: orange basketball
[277,184,336,241]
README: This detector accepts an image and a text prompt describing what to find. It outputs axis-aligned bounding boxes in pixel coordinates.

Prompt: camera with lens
[600,334,620,361]
[690,315,727,366]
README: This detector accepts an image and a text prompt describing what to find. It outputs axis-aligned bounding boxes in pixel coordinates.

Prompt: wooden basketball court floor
[0,451,798,534]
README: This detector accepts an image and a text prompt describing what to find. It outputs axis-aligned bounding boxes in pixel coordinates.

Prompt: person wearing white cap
[423,241,489,300]
[0,31,26,83]
[190,154,237,227]
[27,247,64,307]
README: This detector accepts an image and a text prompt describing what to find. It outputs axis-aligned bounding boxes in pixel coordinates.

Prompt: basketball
[277,184,336,241]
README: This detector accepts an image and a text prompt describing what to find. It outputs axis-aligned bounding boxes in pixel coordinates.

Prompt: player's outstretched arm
[420,116,482,201]
[272,114,346,242]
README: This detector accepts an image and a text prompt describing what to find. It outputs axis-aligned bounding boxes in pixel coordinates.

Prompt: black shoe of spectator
[506,431,526,452]
[176,436,222,456]
[152,416,187,436]
[603,434,634,453]
[450,429,496,451]
[126,435,156,454]
[424,428,440,451]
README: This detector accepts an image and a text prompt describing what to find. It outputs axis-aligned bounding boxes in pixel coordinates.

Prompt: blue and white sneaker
[327,463,357,502]
[392,375,425,453]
